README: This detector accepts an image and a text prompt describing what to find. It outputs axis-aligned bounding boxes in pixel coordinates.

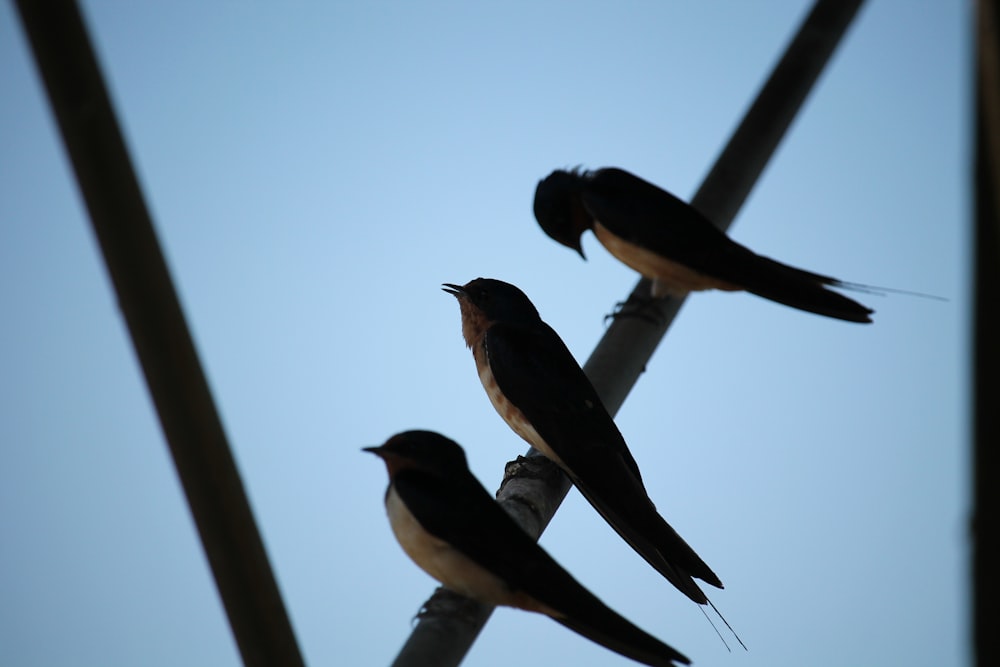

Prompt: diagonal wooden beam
[13,3,306,665]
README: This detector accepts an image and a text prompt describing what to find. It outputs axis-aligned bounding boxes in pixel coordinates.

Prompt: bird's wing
[583,168,874,321]
[483,321,644,481]
[392,467,544,583]
[485,323,722,599]
[393,469,690,666]
[581,167,741,272]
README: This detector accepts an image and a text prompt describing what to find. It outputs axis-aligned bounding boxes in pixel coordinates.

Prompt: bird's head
[364,430,468,478]
[442,278,542,340]
[533,169,589,259]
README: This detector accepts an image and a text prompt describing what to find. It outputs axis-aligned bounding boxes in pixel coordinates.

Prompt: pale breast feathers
[474,342,564,466]
[592,221,739,296]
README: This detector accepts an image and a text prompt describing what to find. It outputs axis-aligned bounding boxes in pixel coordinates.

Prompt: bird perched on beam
[366,430,690,667]
[533,166,874,323]
[443,278,722,607]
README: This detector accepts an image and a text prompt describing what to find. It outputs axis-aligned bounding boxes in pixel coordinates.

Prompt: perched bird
[366,430,690,667]
[533,166,874,323]
[443,278,721,605]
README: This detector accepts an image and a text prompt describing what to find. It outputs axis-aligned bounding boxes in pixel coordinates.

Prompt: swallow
[533,166,874,323]
[443,278,722,606]
[366,430,690,667]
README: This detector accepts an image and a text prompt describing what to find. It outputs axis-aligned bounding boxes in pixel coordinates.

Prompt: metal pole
[12,3,306,666]
[391,0,866,665]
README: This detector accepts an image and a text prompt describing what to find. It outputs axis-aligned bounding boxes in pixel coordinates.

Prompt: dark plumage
[367,430,690,667]
[534,167,874,323]
[444,279,722,605]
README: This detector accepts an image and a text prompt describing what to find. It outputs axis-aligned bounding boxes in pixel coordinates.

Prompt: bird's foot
[414,587,488,627]
[604,295,664,326]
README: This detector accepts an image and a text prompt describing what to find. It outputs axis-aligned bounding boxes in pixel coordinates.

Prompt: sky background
[0,2,968,666]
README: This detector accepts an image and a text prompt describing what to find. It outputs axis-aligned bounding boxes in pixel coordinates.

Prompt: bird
[366,430,691,667]
[442,278,722,606]
[533,166,874,323]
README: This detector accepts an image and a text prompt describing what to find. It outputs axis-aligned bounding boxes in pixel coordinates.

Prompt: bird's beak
[574,243,586,260]
[364,443,412,474]
[441,283,465,297]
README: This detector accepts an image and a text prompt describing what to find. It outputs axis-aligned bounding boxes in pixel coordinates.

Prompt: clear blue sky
[0,1,967,666]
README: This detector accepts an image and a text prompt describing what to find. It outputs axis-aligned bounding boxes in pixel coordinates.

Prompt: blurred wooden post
[13,3,306,665]
[973,1,999,665]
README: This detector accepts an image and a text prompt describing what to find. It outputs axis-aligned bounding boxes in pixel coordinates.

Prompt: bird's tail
[552,602,691,667]
[721,247,874,323]
[570,474,722,604]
